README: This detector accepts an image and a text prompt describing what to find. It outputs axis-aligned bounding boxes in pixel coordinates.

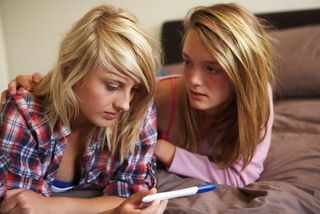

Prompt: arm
[106,101,158,196]
[0,189,125,214]
[156,87,274,187]
[162,140,270,187]
[0,93,51,200]
[1,188,167,214]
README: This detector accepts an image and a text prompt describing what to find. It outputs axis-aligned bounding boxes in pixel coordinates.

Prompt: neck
[197,98,235,137]
[71,112,95,135]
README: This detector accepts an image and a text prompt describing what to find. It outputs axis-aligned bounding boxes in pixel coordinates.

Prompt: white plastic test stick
[142,184,216,203]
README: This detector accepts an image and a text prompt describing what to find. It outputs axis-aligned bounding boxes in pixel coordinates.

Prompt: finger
[143,199,168,214]
[127,189,150,205]
[1,90,9,107]
[127,187,158,208]
[0,190,24,213]
[5,189,25,198]
[148,187,157,194]
[157,200,168,214]
[32,72,43,83]
[7,81,17,96]
[4,203,22,214]
[141,200,161,213]
[15,75,33,90]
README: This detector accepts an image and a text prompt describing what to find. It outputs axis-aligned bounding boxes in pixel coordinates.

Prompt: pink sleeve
[168,86,274,187]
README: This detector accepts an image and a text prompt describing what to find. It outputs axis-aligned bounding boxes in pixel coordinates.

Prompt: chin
[92,119,115,128]
[190,102,215,111]
[190,102,204,110]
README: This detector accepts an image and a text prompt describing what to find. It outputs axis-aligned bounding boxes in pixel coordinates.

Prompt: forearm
[154,139,176,167]
[45,195,125,214]
[168,146,265,187]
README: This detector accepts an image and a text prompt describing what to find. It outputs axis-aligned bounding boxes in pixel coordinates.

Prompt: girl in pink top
[155,3,275,187]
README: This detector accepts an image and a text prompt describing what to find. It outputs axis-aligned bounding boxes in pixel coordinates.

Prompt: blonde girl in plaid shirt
[0,4,166,214]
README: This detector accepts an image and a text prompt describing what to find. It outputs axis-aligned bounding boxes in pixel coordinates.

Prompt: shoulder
[156,75,183,107]
[15,88,46,115]
[136,100,157,146]
[155,75,184,133]
[1,88,48,132]
[0,88,53,152]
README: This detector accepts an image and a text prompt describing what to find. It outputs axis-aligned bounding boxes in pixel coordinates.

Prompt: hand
[0,73,42,112]
[0,189,50,214]
[154,139,176,167]
[112,188,167,214]
[8,72,43,95]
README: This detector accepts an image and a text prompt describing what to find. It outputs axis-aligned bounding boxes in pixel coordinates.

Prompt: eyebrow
[182,52,220,65]
[182,52,190,59]
[102,74,141,88]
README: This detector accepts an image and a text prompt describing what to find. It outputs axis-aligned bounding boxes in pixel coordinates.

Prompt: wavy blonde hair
[178,3,274,168]
[32,4,160,161]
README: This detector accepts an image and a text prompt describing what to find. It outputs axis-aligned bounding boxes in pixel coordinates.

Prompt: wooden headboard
[161,8,320,65]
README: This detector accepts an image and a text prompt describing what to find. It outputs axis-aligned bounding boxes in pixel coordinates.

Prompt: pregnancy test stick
[142,184,216,203]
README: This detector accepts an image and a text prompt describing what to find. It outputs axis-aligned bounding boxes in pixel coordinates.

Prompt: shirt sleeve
[168,86,274,187]
[105,100,157,197]
[0,96,50,202]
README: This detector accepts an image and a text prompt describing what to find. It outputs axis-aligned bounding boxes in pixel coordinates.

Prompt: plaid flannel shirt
[0,89,157,201]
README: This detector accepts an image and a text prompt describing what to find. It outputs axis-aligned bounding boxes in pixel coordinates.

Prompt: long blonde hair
[178,3,274,168]
[32,4,160,161]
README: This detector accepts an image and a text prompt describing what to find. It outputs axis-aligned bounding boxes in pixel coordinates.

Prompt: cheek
[220,78,233,101]
[183,72,192,87]
[75,83,105,107]
[208,76,233,100]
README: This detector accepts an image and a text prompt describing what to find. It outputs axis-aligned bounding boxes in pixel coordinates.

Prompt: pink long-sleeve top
[158,75,274,187]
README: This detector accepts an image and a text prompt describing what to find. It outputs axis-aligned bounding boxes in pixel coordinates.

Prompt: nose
[114,90,131,112]
[185,66,203,87]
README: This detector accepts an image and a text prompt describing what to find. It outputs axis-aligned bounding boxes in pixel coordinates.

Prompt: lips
[103,112,118,120]
[190,89,206,97]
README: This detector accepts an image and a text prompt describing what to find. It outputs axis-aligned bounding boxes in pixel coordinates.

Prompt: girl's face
[73,68,140,128]
[182,30,233,115]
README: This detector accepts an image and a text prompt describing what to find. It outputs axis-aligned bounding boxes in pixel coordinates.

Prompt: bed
[157,8,320,213]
